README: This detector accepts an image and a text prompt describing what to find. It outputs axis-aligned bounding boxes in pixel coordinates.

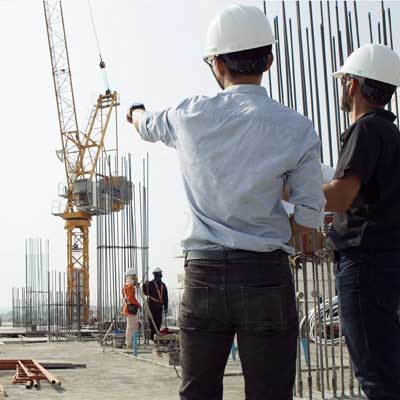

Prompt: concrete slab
[0,341,247,400]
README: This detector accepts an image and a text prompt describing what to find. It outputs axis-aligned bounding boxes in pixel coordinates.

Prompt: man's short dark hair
[360,78,396,106]
[219,45,273,77]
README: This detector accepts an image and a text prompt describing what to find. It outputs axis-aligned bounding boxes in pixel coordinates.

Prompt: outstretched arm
[126,105,146,131]
[126,104,177,148]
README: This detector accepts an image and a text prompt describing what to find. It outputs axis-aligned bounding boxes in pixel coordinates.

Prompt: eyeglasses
[203,56,217,68]
[341,74,353,86]
[341,73,365,84]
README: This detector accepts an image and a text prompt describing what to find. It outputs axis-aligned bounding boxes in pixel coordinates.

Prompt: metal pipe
[368,12,374,43]
[353,1,360,48]
[32,360,62,386]
[320,22,334,166]
[382,1,388,46]
[308,1,323,160]
[289,19,298,111]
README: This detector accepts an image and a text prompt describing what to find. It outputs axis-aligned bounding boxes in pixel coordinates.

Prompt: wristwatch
[129,103,146,117]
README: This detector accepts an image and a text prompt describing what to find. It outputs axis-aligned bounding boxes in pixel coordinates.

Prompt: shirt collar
[222,84,268,96]
[341,108,397,142]
[360,108,396,122]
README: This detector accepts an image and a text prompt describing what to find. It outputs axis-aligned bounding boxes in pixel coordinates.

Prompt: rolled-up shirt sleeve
[286,124,325,228]
[137,108,178,148]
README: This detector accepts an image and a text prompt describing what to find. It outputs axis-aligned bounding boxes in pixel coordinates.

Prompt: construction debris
[0,360,85,371]
[10,360,61,390]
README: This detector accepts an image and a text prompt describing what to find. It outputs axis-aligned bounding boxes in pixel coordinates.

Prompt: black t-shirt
[327,109,400,251]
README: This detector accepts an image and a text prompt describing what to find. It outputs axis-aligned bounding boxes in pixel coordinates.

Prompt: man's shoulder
[356,111,397,132]
[271,101,313,127]
[268,102,318,145]
[348,114,389,144]
[175,95,211,113]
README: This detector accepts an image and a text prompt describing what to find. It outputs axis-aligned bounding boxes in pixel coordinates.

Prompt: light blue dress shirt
[138,84,325,254]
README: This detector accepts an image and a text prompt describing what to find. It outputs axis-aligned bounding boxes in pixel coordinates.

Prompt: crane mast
[44,0,120,324]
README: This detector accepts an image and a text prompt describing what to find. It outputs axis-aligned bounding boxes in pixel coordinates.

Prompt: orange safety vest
[122,283,140,316]
[147,281,163,304]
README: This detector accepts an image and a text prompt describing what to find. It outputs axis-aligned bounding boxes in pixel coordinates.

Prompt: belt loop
[223,248,228,263]
[184,251,188,266]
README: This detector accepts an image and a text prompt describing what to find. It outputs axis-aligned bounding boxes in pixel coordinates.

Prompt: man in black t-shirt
[324,44,400,399]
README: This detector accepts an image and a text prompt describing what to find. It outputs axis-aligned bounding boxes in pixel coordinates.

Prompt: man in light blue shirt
[128,5,324,400]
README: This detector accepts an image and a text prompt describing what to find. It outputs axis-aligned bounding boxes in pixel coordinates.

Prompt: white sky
[0,0,399,309]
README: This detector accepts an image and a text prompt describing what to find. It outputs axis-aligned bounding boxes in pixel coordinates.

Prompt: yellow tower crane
[44,1,126,324]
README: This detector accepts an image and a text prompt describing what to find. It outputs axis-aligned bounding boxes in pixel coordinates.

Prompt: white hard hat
[125,268,136,277]
[204,5,275,58]
[332,43,400,86]
[152,267,162,274]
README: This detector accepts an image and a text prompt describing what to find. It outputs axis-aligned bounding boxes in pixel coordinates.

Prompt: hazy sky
[0,0,398,309]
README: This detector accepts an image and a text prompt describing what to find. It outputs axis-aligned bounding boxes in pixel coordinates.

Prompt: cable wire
[301,296,344,346]
[87,0,103,63]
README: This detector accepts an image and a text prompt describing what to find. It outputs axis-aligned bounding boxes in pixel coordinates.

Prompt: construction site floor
[0,341,246,399]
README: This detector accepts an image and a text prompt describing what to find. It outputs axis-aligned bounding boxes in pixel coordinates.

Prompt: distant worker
[122,269,141,349]
[142,267,168,341]
[324,43,400,399]
[127,4,324,399]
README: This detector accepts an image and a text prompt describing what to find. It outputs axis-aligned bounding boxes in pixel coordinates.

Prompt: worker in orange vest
[142,267,168,341]
[122,269,141,349]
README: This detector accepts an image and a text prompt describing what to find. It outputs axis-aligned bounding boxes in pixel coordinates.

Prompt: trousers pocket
[180,286,209,320]
[242,285,287,328]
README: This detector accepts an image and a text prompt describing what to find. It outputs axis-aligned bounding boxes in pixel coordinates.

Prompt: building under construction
[2,1,400,399]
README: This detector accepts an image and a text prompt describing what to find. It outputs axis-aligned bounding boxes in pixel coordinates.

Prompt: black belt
[184,249,284,262]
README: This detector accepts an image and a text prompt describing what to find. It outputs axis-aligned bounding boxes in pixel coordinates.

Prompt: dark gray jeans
[179,250,298,400]
[335,249,400,400]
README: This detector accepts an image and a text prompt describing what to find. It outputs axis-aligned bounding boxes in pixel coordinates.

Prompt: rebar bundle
[264,0,398,169]
[11,239,50,332]
[12,239,80,339]
[96,154,150,332]
[265,2,399,398]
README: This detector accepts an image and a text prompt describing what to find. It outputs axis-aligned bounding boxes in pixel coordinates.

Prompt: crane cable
[87,0,111,94]
[87,0,103,64]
